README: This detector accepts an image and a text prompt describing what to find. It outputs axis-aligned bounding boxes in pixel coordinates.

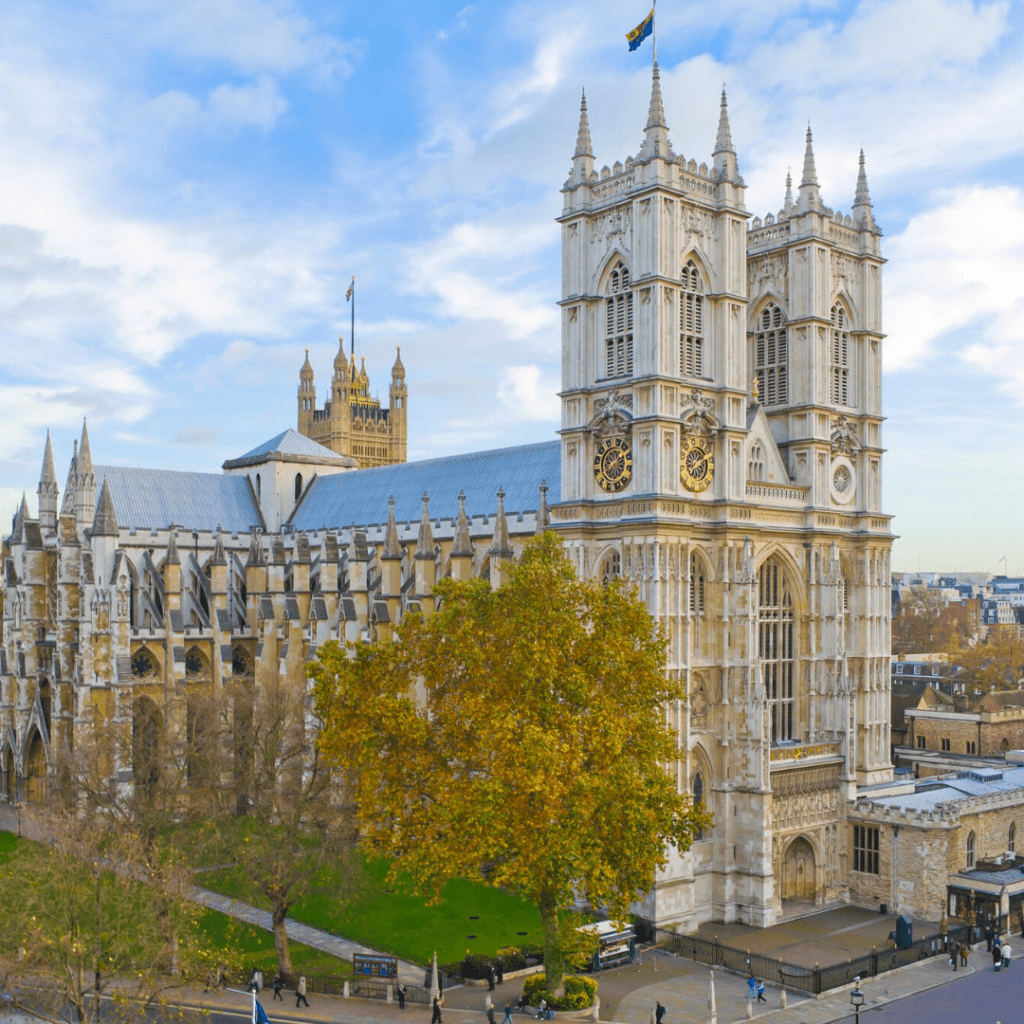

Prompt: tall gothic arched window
[830,304,850,406]
[680,260,704,377]
[605,262,634,378]
[690,552,707,651]
[693,772,706,840]
[966,830,976,869]
[1010,822,1016,855]
[758,557,796,744]
[755,303,788,404]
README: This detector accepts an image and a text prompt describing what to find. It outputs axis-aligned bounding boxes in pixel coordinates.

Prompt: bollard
[745,998,753,1020]
[343,981,350,999]
[387,984,393,1004]
[780,990,787,1009]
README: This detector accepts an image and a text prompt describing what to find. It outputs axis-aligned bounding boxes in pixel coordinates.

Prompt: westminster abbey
[1,63,892,930]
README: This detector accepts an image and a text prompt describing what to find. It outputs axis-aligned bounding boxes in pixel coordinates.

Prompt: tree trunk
[271,899,293,978]
[539,892,565,997]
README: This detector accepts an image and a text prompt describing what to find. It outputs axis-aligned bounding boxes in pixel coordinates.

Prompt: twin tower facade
[553,64,892,926]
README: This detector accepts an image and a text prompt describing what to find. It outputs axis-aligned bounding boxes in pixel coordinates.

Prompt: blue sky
[1,0,1022,572]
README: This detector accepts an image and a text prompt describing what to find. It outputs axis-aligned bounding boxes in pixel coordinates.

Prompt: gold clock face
[594,437,633,492]
[681,436,714,492]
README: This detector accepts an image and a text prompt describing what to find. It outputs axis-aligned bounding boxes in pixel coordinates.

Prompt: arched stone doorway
[782,836,816,901]
[25,729,47,803]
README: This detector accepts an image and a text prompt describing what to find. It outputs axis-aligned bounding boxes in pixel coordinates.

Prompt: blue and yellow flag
[626,9,654,51]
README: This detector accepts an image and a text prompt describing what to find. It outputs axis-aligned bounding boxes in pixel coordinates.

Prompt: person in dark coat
[273,975,283,1000]
[487,1007,496,1024]
[655,1001,666,1024]
[397,983,406,1010]
[496,958,504,985]
[432,996,443,1024]
[992,942,1002,969]
[487,965,496,992]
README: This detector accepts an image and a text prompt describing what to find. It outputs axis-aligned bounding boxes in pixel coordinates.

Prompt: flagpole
[251,987,256,1024]
[652,0,657,62]
[350,276,355,359]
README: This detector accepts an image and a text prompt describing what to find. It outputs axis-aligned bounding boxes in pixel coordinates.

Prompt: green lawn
[202,856,544,966]
[194,907,353,977]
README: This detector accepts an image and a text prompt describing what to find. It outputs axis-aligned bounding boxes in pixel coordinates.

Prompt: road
[832,962,1022,1024]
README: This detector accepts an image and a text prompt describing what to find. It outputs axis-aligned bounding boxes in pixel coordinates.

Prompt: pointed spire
[783,169,794,214]
[91,479,119,537]
[41,431,56,484]
[712,87,738,181]
[392,345,405,375]
[452,490,472,557]
[11,493,28,543]
[333,335,348,376]
[489,488,513,558]
[300,347,314,377]
[798,124,821,211]
[38,431,59,532]
[852,148,876,231]
[641,61,671,160]
[210,530,227,565]
[78,419,94,476]
[714,88,734,154]
[167,530,181,566]
[382,496,402,560]
[415,492,435,560]
[574,89,593,158]
[61,441,78,516]
[535,481,550,535]
[19,493,30,521]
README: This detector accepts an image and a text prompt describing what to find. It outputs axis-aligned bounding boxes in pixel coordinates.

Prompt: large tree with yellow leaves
[311,532,709,992]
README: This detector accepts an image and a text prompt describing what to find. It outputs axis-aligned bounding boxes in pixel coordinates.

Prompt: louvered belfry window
[755,303,788,404]
[831,304,850,406]
[605,263,634,378]
[680,260,704,377]
[758,557,795,744]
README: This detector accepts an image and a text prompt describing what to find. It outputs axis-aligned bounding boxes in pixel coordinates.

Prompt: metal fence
[270,975,432,1003]
[653,922,973,996]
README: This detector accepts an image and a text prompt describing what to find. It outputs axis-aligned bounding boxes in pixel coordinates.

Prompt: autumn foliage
[311,532,710,992]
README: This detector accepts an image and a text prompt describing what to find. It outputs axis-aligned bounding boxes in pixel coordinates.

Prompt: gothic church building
[1,64,892,931]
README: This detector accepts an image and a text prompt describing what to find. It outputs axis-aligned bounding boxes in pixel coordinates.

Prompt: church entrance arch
[781,836,816,901]
[25,729,47,804]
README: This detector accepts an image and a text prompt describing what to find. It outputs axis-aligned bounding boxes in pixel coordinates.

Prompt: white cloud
[497,365,560,421]
[207,76,289,131]
[885,185,1024,373]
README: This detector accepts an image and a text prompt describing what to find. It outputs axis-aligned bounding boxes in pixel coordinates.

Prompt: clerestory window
[758,557,795,744]
[605,263,634,378]
[680,260,704,377]
[830,304,850,406]
[755,303,788,404]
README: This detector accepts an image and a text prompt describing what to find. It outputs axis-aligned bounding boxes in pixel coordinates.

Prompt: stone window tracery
[853,824,879,874]
[966,829,976,869]
[600,551,621,586]
[748,442,764,482]
[605,263,634,379]
[755,303,788,404]
[758,557,795,744]
[830,304,850,406]
[680,260,704,378]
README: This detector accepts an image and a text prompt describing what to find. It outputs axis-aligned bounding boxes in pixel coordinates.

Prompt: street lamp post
[850,978,864,1024]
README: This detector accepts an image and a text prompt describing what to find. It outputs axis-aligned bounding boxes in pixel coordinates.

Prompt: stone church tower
[297,339,407,468]
[552,66,892,928]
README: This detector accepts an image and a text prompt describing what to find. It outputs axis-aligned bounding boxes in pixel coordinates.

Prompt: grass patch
[202,855,544,966]
[194,907,353,977]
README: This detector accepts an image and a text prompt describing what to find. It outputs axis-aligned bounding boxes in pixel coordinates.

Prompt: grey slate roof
[95,465,264,534]
[289,440,561,530]
[862,766,1024,813]
[232,429,347,463]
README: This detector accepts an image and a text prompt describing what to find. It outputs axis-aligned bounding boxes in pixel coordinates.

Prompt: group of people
[248,968,309,1008]
[745,977,767,1003]
[991,935,1013,971]
[947,939,970,970]
[486,959,506,991]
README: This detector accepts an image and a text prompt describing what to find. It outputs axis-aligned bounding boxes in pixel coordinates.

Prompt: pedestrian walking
[255,969,263,993]
[756,980,766,1003]
[1002,942,1012,969]
[487,965,496,992]
[960,942,969,967]
[992,942,1002,970]
[948,940,957,971]
[655,1000,665,1024]
[502,1003,514,1024]
[496,958,504,985]
[397,983,407,1010]
[432,996,443,1024]
[273,975,283,1000]
[248,968,259,994]
[296,975,309,1008]
[488,1006,497,1024]
[985,925,994,952]
[746,976,756,1001]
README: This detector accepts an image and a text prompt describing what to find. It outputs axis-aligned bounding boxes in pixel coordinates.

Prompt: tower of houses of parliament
[2,64,901,930]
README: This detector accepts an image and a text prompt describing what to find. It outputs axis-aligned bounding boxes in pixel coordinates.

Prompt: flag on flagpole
[626,9,654,51]
[255,1000,271,1024]
[346,277,354,301]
